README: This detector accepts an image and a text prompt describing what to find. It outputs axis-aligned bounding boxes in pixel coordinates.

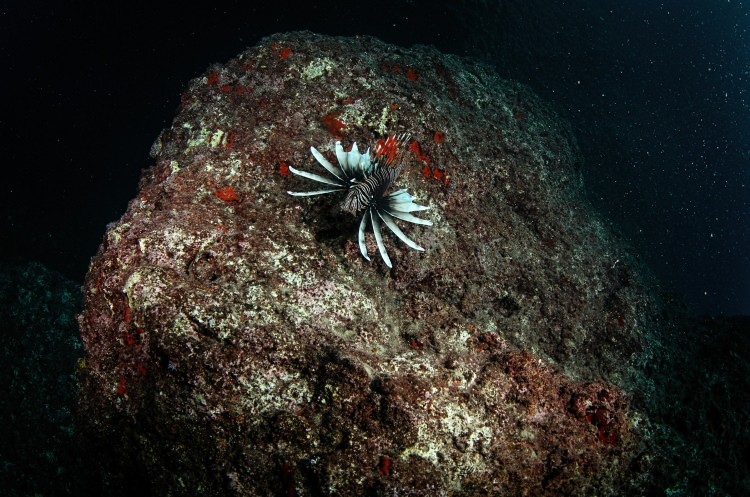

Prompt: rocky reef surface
[77,32,666,496]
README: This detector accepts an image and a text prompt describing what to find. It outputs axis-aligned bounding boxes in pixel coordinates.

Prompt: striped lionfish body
[287,134,432,268]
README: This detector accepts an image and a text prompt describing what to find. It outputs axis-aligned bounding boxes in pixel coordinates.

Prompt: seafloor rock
[77,32,662,496]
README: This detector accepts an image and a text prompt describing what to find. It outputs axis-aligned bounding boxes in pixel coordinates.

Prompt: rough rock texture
[77,32,663,496]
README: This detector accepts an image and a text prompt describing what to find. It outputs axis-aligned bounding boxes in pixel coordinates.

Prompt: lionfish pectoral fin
[370,209,392,268]
[378,211,425,251]
[287,188,344,196]
[310,146,346,181]
[358,213,371,262]
[288,165,343,187]
[386,209,433,226]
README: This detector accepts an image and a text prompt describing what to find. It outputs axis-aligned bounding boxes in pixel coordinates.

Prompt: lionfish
[287,134,432,268]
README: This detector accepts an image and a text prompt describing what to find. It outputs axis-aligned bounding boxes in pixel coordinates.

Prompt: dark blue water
[2,0,748,316]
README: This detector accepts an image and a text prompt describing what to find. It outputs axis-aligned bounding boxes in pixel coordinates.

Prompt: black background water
[2,0,748,315]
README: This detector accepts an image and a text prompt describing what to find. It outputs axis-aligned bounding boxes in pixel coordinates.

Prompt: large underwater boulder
[77,31,664,496]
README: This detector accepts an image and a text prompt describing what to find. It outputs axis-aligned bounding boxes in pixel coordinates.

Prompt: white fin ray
[378,211,425,251]
[310,146,345,181]
[359,148,372,174]
[387,201,430,213]
[287,188,344,196]
[288,165,343,187]
[384,209,433,226]
[370,209,392,268]
[387,190,430,212]
[358,212,370,262]
[347,143,361,171]
[335,141,349,175]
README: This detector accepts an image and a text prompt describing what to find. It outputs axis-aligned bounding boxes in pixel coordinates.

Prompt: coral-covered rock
[77,32,661,496]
